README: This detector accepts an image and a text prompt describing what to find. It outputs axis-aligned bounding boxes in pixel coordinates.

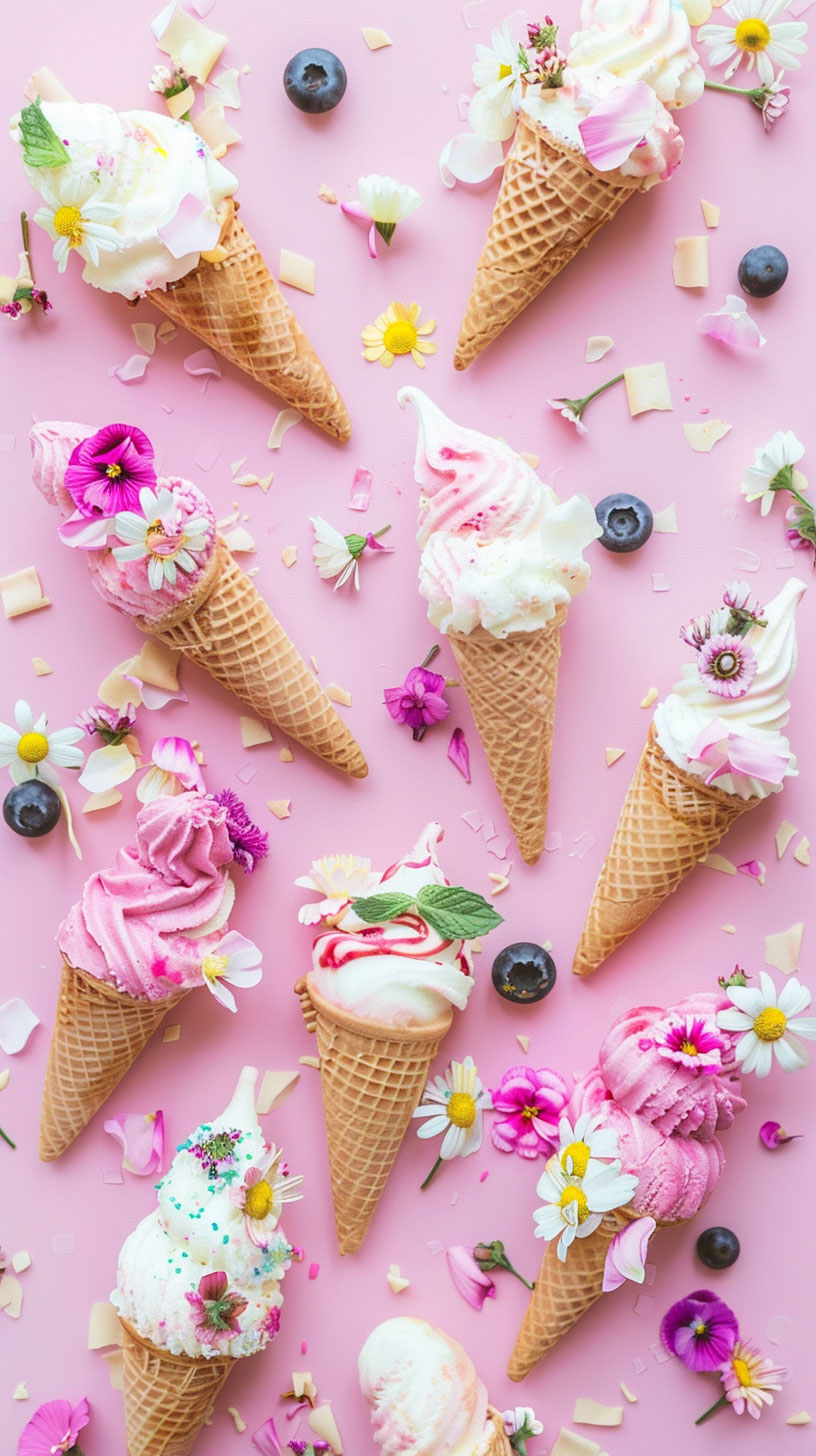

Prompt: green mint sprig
[19,98,70,168]
[352,884,503,940]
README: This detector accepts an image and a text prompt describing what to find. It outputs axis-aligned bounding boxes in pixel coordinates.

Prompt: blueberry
[738,245,788,298]
[696,1226,740,1270]
[595,493,653,553]
[3,780,62,838]
[491,942,556,1004]
[283,49,347,114]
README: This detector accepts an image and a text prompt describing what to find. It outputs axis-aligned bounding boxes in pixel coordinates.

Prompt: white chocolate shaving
[652,503,678,533]
[267,409,303,449]
[586,334,613,363]
[268,800,291,820]
[309,1405,344,1454]
[279,249,316,294]
[156,6,226,81]
[0,1274,23,1318]
[786,1412,812,1425]
[624,364,672,416]
[673,236,710,288]
[605,747,625,765]
[240,716,273,748]
[387,1264,411,1293]
[619,1383,637,1403]
[683,419,731,452]
[641,687,658,708]
[318,184,338,203]
[194,103,241,156]
[700,853,736,874]
[0,566,50,618]
[227,1408,247,1433]
[282,545,298,568]
[775,819,798,858]
[794,836,810,866]
[88,1301,123,1349]
[162,1024,181,1043]
[362,26,393,48]
[700,199,720,228]
[572,1400,622,1427]
[166,84,195,120]
[32,656,52,675]
[327,683,352,706]
[12,1384,28,1400]
[131,322,157,355]
[765,922,804,975]
[550,1430,603,1456]
[256,1070,299,1114]
[11,1251,30,1273]
[280,746,294,762]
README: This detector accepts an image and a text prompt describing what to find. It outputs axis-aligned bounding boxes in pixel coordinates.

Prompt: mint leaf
[19,99,70,168]
[417,885,504,940]
[351,892,417,924]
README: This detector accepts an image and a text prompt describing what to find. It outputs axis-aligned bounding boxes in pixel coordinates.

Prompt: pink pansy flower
[697,634,757,699]
[602,1216,656,1291]
[64,424,155,518]
[200,931,263,1014]
[687,719,790,788]
[490,1065,570,1159]
[652,1014,726,1074]
[230,1145,304,1247]
[446,1245,497,1309]
[578,81,657,172]
[16,1397,90,1456]
[137,736,205,802]
[184,1271,247,1347]
[698,294,766,350]
[103,1110,165,1176]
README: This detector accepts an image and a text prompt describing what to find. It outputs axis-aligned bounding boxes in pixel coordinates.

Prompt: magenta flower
[759,1119,801,1149]
[212,789,269,873]
[490,1065,569,1159]
[652,1014,725,1075]
[185,1271,248,1347]
[661,1289,739,1371]
[76,702,137,745]
[64,424,156,518]
[697,633,757,698]
[16,1397,90,1456]
[384,649,450,742]
[447,1245,497,1309]
[260,1304,281,1340]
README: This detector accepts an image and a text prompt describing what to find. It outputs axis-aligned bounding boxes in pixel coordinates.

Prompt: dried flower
[76,702,137,745]
[660,1289,739,1371]
[212,788,269,873]
[185,1271,248,1347]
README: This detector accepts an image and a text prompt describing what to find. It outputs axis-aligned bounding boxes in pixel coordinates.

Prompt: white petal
[440,1124,466,1160]
[777,979,811,1018]
[753,1039,775,1079]
[786,1017,816,1042]
[14,702,33,733]
[773,1033,809,1072]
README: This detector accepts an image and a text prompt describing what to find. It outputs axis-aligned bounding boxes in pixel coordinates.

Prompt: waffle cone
[484,1406,515,1455]
[295,978,453,1254]
[39,960,186,1162]
[144,203,351,441]
[136,537,367,778]
[448,606,567,864]
[454,110,644,369]
[119,1316,236,1456]
[572,722,760,976]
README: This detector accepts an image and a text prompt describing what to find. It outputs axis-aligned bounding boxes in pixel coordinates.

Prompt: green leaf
[344,532,368,559]
[416,884,503,940]
[351,892,417,924]
[19,98,70,168]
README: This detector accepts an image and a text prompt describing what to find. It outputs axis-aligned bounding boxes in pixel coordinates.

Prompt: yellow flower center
[106,463,123,479]
[498,62,513,79]
[694,1321,708,1335]
[53,205,85,245]
[383,319,419,356]
[735,17,771,51]
[16,731,50,764]
[559,1185,589,1223]
[447,1092,477,1129]
[732,1357,753,1387]
[202,954,228,984]
[561,1140,591,1178]
[680,1039,699,1057]
[521,1104,538,1122]
[244,1178,274,1220]
[753,1006,787,1041]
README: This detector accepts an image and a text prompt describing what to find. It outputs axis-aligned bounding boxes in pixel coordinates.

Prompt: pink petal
[439,133,505,188]
[17,1397,90,1456]
[340,201,369,220]
[252,1416,283,1455]
[150,736,205,790]
[104,1110,165,1175]
[579,81,656,172]
[58,511,112,549]
[78,742,137,793]
[448,727,471,782]
[737,858,766,881]
[114,353,151,383]
[158,193,222,260]
[184,348,222,378]
[698,295,766,351]
[348,467,373,512]
[123,672,188,709]
[368,222,378,259]
[602,1216,656,1291]
[0,997,39,1054]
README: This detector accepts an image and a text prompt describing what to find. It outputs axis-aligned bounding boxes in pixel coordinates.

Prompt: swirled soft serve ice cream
[569,0,705,108]
[399,387,600,863]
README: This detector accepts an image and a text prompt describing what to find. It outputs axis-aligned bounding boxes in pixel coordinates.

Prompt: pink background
[1,0,814,1451]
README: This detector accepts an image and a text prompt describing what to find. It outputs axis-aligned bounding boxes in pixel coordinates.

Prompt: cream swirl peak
[359,1317,491,1456]
[398,388,601,638]
[569,0,705,108]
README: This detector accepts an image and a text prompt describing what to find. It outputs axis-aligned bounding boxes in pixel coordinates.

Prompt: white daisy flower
[698,0,808,84]
[533,1155,639,1262]
[200,931,263,1014]
[469,23,526,141]
[740,430,805,515]
[412,1056,492,1162]
[0,700,83,788]
[113,486,210,590]
[555,1111,622,1177]
[33,175,123,273]
[230,1142,304,1247]
[717,971,816,1077]
[310,516,361,590]
[295,853,380,925]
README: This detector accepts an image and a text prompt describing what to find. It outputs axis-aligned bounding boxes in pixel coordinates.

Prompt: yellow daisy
[361,301,437,369]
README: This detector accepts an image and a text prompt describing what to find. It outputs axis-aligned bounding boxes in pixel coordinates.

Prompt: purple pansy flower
[661,1289,739,1371]
[212,789,269,874]
[489,1065,570,1159]
[64,424,156,518]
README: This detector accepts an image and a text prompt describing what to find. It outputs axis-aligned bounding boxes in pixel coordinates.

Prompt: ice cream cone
[508,1208,632,1380]
[119,1316,235,1456]
[484,1405,515,1455]
[454,109,643,370]
[135,536,367,778]
[144,202,350,441]
[295,977,453,1254]
[39,959,187,1162]
[572,723,759,977]
[448,604,567,864]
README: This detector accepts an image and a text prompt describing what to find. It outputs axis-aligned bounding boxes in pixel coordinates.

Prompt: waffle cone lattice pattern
[448,608,566,864]
[146,208,350,440]
[119,1317,236,1456]
[141,540,367,778]
[455,111,643,368]
[572,722,759,976]
[39,961,186,1161]
[295,978,453,1254]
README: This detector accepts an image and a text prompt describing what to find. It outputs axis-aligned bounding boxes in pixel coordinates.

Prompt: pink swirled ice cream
[569,0,705,108]
[112,1066,300,1358]
[359,1317,494,1456]
[568,991,745,1221]
[522,67,683,187]
[31,421,217,624]
[59,793,236,1000]
[297,824,476,1026]
[398,388,601,638]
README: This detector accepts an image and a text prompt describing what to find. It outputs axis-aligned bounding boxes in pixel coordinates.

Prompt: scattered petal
[673,236,710,288]
[579,81,658,172]
[241,716,273,748]
[267,410,303,449]
[776,819,798,858]
[439,132,504,188]
[759,1119,801,1149]
[602,1216,656,1291]
[683,419,731,452]
[447,727,471,781]
[700,199,720,228]
[83,789,124,813]
[78,742,137,793]
[765,922,804,975]
[309,1404,343,1454]
[0,565,51,618]
[586,335,613,363]
[279,250,315,294]
[572,1399,623,1427]
[605,747,625,766]
[158,193,219,258]
[737,858,765,883]
[698,294,766,350]
[184,348,221,378]
[0,999,39,1054]
[652,503,678,533]
[252,1416,283,1455]
[114,353,151,383]
[256,1070,299,1114]
[362,26,392,48]
[349,467,373,511]
[104,1110,165,1175]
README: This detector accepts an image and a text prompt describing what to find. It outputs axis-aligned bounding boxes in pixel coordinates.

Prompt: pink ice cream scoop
[59,792,235,1000]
